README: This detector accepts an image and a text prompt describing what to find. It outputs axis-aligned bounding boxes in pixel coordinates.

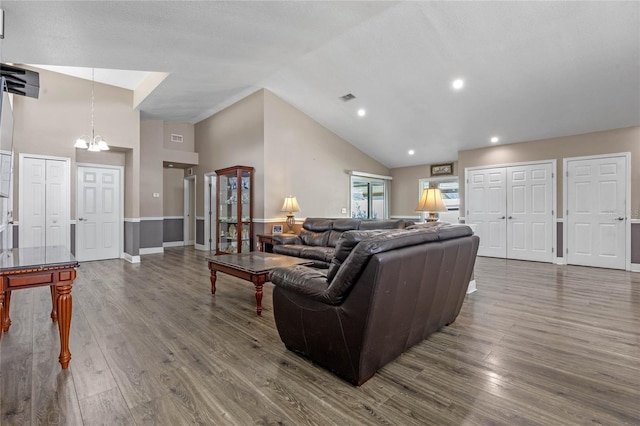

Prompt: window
[350,172,391,219]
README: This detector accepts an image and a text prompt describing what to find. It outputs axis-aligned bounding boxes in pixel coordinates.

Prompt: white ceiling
[1,1,638,168]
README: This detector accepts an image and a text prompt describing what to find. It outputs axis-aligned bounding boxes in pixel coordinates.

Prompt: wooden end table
[206,252,312,315]
[0,246,79,369]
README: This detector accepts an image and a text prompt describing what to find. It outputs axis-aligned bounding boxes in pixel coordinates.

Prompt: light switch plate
[153,192,160,198]
[341,207,347,214]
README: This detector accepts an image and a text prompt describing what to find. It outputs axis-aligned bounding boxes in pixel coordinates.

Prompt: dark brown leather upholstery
[272,217,414,268]
[270,225,479,386]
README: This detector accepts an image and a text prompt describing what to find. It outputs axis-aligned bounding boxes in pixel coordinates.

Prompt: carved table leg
[55,281,73,369]
[2,290,11,332]
[0,291,4,341]
[252,275,267,316]
[50,285,58,322]
[210,270,217,295]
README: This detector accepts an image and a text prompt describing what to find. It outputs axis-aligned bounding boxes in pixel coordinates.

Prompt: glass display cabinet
[216,165,254,254]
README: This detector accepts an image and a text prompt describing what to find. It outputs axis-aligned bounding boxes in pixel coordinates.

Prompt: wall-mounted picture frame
[430,163,454,176]
[272,225,283,234]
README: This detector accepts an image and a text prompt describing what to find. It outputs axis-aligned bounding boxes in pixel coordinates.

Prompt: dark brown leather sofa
[271,217,414,268]
[269,224,479,385]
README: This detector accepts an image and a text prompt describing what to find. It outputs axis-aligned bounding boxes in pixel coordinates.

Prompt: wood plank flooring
[1,247,639,425]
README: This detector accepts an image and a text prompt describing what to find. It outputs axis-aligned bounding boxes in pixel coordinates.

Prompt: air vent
[340,93,356,102]
[170,133,183,143]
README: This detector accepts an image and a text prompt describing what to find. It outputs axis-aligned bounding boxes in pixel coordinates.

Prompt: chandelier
[74,68,109,152]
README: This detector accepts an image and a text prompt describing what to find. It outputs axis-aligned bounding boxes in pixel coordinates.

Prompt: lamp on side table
[281,196,301,234]
[415,187,448,222]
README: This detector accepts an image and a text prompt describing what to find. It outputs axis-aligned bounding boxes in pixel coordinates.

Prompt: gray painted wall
[632,223,640,264]
[163,218,183,242]
[125,221,140,256]
[140,220,163,248]
[557,222,563,258]
[196,219,204,245]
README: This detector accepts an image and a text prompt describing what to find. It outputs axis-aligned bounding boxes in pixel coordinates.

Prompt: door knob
[615,217,625,221]
[508,216,513,219]
[499,216,505,219]
[78,217,86,221]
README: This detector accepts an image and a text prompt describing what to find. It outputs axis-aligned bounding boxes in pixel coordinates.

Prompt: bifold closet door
[20,157,70,249]
[467,163,553,262]
[467,168,507,258]
[506,164,554,262]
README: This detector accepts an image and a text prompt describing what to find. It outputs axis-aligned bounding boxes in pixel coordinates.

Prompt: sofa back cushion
[359,219,413,230]
[299,229,330,246]
[326,230,387,283]
[303,218,335,232]
[325,225,473,304]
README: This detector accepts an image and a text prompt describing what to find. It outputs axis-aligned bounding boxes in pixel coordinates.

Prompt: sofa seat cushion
[273,244,304,258]
[299,246,335,263]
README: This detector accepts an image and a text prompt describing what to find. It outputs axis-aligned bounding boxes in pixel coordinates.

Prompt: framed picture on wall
[272,225,283,234]
[431,163,454,176]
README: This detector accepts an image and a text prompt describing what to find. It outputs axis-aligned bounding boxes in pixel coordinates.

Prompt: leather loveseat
[271,217,414,268]
[269,224,479,385]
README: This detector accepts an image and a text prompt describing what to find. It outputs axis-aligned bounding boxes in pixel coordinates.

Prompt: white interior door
[76,165,121,261]
[20,156,70,249]
[183,176,195,246]
[506,163,554,262]
[566,155,627,269]
[466,167,507,258]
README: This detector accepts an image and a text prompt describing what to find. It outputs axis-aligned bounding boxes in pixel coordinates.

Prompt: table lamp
[415,187,448,222]
[281,196,300,233]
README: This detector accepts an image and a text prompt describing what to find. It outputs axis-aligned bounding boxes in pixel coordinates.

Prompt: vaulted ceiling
[1,1,638,168]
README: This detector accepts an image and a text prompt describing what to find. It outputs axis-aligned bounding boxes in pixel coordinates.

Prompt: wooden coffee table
[206,252,313,315]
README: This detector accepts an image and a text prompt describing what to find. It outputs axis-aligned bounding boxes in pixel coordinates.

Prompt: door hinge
[566,171,569,177]
[209,238,212,243]
[552,210,554,215]
[566,248,568,254]
[552,172,554,178]
[552,247,554,253]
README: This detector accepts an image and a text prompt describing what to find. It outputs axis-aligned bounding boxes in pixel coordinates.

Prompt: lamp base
[426,212,439,222]
[285,214,296,234]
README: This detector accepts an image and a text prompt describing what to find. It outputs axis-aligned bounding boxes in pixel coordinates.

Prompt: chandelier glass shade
[74,69,109,152]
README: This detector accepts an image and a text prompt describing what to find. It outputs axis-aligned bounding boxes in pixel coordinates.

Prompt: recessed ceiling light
[408,149,415,155]
[490,136,499,143]
[168,164,174,167]
[357,108,366,117]
[452,79,464,90]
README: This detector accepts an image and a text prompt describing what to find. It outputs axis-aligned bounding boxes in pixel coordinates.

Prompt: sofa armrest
[272,234,302,245]
[270,265,329,302]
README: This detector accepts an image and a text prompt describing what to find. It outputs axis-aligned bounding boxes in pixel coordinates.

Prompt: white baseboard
[466,279,476,294]
[140,247,164,255]
[631,263,640,273]
[163,241,184,248]
[555,257,566,265]
[195,243,208,251]
[123,253,141,264]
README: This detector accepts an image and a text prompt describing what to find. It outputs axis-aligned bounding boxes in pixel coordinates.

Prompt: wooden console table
[0,246,79,369]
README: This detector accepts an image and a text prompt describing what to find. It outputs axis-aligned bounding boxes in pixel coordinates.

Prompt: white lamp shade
[74,137,89,149]
[281,196,301,213]
[415,188,448,212]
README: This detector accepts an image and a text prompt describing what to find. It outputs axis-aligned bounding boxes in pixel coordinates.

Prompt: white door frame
[201,171,217,251]
[465,159,557,262]
[563,152,631,271]
[183,175,196,246]
[76,163,124,260]
[18,153,71,250]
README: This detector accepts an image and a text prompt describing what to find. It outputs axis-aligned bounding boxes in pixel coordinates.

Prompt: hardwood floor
[1,247,639,425]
